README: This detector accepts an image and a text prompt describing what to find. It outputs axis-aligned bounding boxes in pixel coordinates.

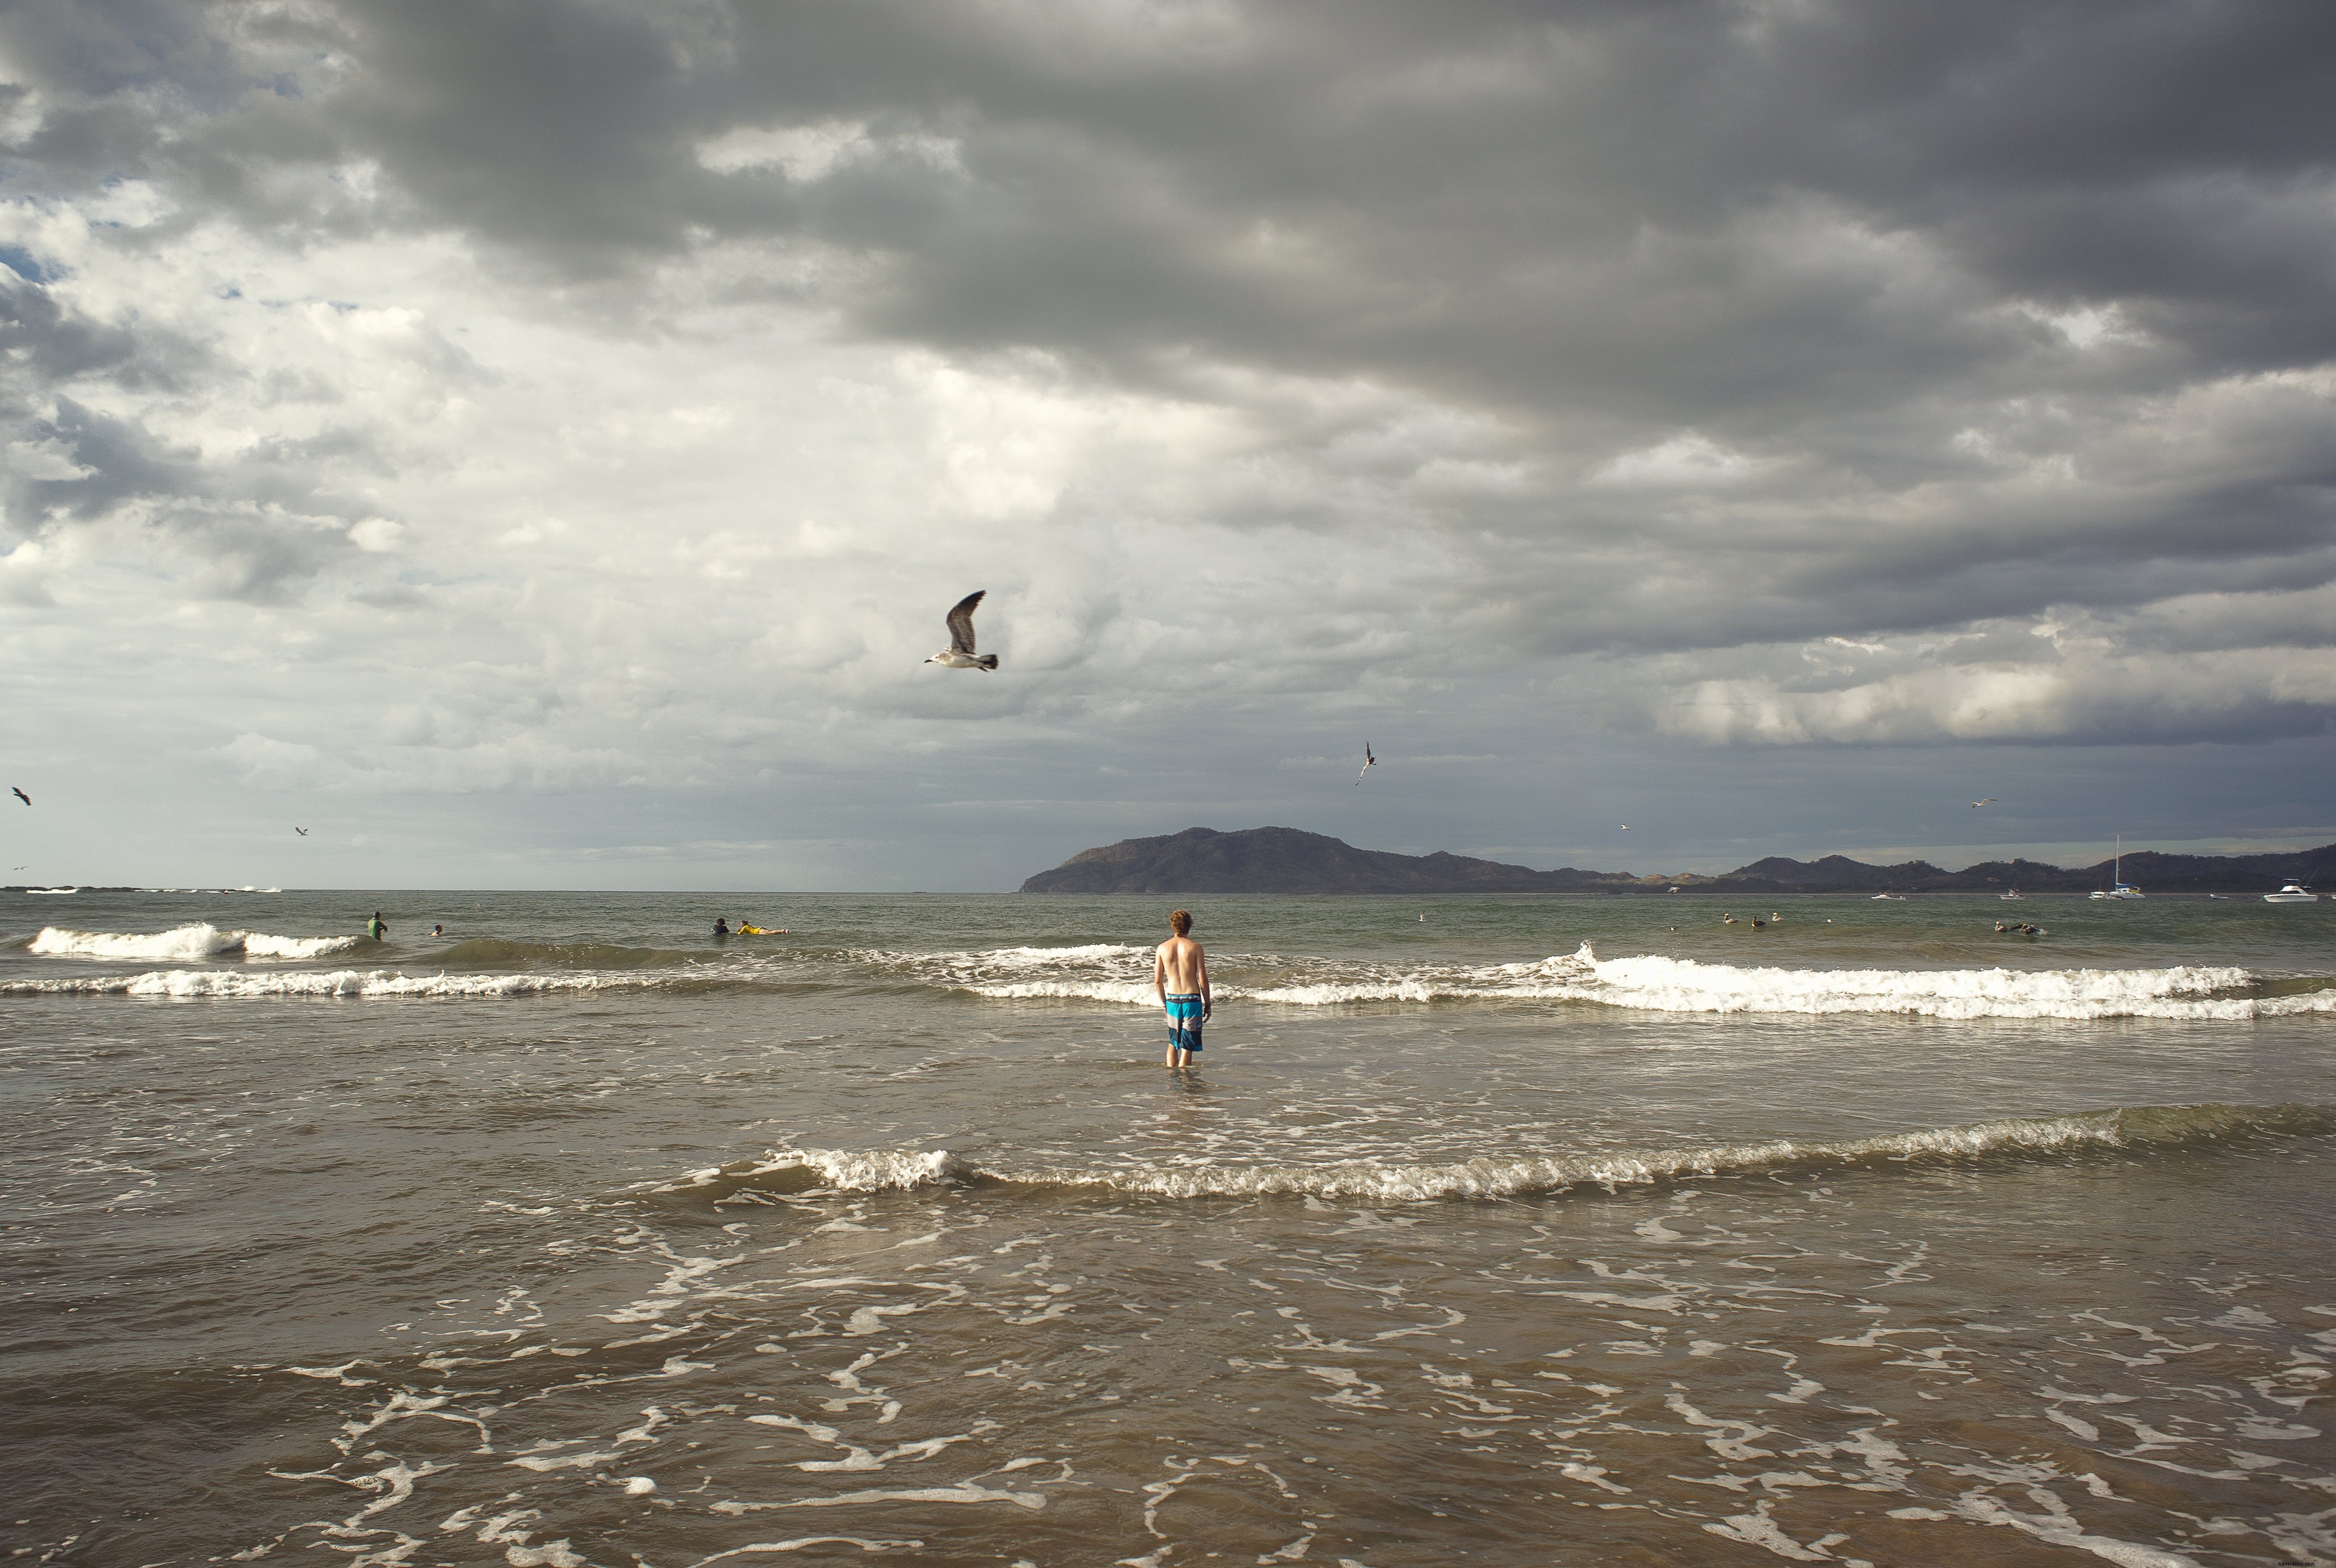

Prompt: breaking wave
[0,967,644,998]
[661,1103,2336,1206]
[8,935,2331,1020]
[945,942,2334,1021]
[28,923,364,962]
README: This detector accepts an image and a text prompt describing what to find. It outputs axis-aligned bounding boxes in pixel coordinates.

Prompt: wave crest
[946,943,2330,1020]
[656,1104,2334,1207]
[29,924,363,962]
[2,967,636,998]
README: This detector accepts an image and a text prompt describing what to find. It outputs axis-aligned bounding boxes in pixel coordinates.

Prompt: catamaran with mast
[2089,835,2144,900]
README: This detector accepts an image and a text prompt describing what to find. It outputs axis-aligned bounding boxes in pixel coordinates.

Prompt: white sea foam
[664,1146,974,1196]
[1578,951,2284,1020]
[952,941,2329,1021]
[29,923,363,962]
[680,1105,2332,1206]
[2,967,633,998]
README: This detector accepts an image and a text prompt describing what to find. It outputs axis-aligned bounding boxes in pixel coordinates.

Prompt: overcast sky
[3,0,2332,891]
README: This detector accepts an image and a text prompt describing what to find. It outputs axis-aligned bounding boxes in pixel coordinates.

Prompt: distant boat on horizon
[1999,888,2023,900]
[2264,881,2320,904]
[2090,836,2144,901]
[1871,892,1906,901]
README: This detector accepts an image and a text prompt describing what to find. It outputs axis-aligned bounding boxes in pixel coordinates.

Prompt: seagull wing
[945,590,986,655]
[10,788,26,806]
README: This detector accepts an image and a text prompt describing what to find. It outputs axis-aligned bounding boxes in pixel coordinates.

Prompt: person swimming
[713,918,730,937]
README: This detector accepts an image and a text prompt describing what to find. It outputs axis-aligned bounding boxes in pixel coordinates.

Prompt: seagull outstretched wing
[296,827,309,836]
[10,787,27,807]
[1971,798,1997,808]
[946,591,986,656]
[1356,743,1375,784]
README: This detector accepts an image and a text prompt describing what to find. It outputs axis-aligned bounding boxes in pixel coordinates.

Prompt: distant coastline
[1019,826,2336,896]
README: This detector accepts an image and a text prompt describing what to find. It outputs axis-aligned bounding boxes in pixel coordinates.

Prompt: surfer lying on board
[735,919,787,935]
[1153,908,1211,1069]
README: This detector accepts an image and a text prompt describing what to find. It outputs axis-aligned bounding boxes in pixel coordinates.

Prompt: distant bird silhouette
[1620,824,1629,831]
[1356,743,1376,785]
[925,590,998,670]
[10,787,27,806]
[1971,798,1996,808]
[295,827,309,836]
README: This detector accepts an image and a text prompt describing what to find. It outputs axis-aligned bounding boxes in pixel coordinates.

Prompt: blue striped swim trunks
[1164,993,1204,1052]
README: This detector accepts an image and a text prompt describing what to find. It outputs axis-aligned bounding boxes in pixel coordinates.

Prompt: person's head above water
[1169,909,1191,936]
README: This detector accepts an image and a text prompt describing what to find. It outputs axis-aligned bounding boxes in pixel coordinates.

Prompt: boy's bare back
[1154,934,1207,994]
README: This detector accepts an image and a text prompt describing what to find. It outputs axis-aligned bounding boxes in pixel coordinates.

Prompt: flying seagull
[925,590,999,670]
[1356,743,1376,785]
[10,787,27,806]
[295,827,309,836]
[1971,798,1997,808]
[1620,824,1629,831]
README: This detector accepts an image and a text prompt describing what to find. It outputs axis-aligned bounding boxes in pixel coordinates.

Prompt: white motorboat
[2089,835,2144,900]
[1871,892,1906,901]
[2264,882,2320,904]
[1999,889,2023,900]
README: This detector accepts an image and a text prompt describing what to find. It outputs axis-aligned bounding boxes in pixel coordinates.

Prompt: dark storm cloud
[27,0,2329,394]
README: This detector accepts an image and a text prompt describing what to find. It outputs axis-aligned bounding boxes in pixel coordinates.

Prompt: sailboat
[2089,835,2144,900]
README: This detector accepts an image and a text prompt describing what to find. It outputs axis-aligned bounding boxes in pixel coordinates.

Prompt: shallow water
[4,889,2332,1565]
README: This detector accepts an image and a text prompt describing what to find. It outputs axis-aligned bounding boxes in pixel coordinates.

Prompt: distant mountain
[1019,827,2336,895]
[1711,845,2336,895]
[1018,827,1638,894]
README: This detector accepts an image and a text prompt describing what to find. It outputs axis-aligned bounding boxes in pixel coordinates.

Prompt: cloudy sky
[3,0,2332,890]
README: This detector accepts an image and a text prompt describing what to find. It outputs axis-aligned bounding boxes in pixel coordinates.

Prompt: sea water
[3,889,2331,1566]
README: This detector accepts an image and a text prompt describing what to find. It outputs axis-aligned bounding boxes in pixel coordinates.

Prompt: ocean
[4,888,2332,1567]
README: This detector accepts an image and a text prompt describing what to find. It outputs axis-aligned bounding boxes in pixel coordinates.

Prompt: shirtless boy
[1152,909,1211,1068]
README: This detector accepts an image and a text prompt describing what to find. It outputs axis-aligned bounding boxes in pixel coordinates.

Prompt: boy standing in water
[1152,909,1211,1068]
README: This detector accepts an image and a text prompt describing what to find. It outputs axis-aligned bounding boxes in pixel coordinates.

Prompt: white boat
[2089,836,2144,900]
[2264,882,2320,904]
[1999,889,2023,900]
[1871,892,1906,901]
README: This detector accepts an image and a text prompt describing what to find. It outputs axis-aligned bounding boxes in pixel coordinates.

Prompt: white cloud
[348,517,403,552]
[695,119,962,181]
[1593,434,1756,486]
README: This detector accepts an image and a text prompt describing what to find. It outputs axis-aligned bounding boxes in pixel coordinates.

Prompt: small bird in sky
[1971,798,1997,808]
[1356,743,1376,784]
[10,787,27,806]
[1620,824,1629,831]
[295,827,309,836]
[925,590,999,670]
